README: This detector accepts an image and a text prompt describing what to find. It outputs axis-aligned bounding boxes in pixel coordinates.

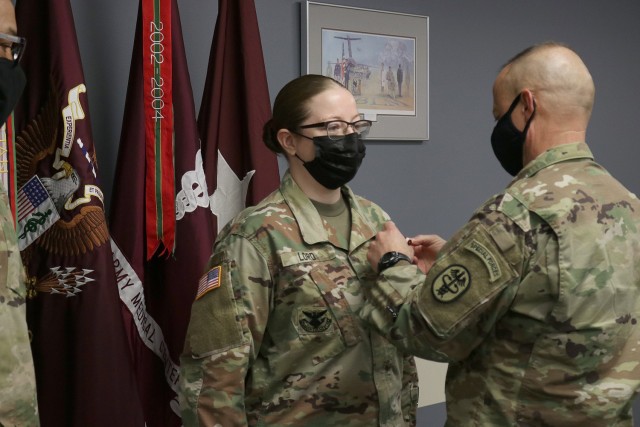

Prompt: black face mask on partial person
[0,58,27,125]
[490,93,536,176]
[295,132,366,190]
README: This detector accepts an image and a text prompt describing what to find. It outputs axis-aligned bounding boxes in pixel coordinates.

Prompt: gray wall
[69,0,640,425]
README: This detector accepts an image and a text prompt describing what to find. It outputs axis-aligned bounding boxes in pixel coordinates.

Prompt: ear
[520,89,536,119]
[277,129,297,156]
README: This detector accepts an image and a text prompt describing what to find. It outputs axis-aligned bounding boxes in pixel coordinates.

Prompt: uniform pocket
[278,247,363,365]
[309,267,362,347]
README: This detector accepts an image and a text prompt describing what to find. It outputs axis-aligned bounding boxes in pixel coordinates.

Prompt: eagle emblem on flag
[16,83,109,259]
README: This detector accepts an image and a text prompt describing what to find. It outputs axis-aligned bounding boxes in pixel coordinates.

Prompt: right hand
[408,234,446,274]
[367,221,414,273]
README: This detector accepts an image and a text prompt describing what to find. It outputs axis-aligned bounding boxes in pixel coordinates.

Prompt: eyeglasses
[0,33,26,65]
[298,119,372,140]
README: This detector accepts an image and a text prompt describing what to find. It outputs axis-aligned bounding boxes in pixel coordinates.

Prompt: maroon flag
[199,0,280,233]
[109,1,214,425]
[14,1,145,426]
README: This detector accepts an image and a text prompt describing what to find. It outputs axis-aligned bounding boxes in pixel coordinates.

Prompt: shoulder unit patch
[432,265,471,303]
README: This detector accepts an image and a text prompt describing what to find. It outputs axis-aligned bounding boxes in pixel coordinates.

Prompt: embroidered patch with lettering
[196,265,221,300]
[432,265,471,303]
[296,251,317,262]
[300,308,332,332]
[465,239,501,282]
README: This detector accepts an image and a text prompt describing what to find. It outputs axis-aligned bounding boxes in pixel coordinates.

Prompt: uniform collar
[515,142,594,180]
[280,170,377,251]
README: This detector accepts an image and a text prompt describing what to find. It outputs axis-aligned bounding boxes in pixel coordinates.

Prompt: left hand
[368,221,414,272]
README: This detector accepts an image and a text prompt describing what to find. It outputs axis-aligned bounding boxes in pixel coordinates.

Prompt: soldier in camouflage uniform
[363,42,640,426]
[179,75,418,426]
[0,0,40,424]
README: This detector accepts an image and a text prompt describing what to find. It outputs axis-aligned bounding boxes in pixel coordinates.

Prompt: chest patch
[296,251,317,262]
[432,265,471,303]
[299,308,333,332]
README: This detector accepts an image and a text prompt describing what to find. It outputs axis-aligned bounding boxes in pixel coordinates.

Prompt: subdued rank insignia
[300,309,332,332]
[432,265,471,303]
[196,265,221,300]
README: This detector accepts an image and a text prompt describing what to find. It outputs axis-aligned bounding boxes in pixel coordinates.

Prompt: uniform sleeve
[0,192,39,426]
[179,233,271,427]
[362,210,528,362]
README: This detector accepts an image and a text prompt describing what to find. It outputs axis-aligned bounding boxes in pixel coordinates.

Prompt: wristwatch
[377,251,412,273]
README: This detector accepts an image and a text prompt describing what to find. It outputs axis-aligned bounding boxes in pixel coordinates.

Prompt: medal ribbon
[142,0,174,258]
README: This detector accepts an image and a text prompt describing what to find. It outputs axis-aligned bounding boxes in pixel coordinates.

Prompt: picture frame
[302,1,429,141]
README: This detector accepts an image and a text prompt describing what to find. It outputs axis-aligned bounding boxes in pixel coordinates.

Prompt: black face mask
[490,93,536,176]
[295,132,366,189]
[0,59,27,125]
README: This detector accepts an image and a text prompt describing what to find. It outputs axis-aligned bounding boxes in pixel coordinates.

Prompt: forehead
[307,86,359,120]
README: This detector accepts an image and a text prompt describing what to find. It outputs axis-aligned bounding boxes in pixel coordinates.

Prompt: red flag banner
[199,0,280,232]
[142,0,175,258]
[110,1,214,425]
[14,1,145,425]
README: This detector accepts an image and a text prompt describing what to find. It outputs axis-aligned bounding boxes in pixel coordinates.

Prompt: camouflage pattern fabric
[180,171,418,427]
[362,142,640,426]
[0,185,39,426]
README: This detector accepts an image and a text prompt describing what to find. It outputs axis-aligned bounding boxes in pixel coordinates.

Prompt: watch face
[379,251,409,271]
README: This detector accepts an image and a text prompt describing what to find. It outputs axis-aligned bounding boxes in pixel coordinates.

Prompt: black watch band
[377,251,412,273]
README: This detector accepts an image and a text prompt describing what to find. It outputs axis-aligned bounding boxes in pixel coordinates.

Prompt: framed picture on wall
[302,1,429,141]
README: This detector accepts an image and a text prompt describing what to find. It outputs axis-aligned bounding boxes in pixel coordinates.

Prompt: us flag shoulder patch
[196,265,222,300]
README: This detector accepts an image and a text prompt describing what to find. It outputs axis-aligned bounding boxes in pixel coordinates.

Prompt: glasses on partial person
[0,33,26,65]
[298,119,373,140]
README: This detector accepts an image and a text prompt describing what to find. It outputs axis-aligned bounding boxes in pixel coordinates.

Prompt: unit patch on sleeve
[196,265,221,300]
[418,222,519,339]
[432,265,471,303]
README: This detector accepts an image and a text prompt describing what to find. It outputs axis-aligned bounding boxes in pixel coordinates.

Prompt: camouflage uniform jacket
[362,143,640,426]
[0,184,40,425]
[180,171,419,427]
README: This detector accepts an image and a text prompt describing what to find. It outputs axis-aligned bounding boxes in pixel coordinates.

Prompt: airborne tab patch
[196,265,221,300]
[432,265,471,303]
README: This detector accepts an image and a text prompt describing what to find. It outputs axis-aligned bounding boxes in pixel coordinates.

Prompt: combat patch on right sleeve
[417,223,519,339]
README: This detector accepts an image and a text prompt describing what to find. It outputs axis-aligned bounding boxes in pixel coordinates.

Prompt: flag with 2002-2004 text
[109,0,215,425]
[14,0,145,425]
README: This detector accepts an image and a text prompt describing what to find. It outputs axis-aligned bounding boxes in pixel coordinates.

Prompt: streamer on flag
[0,116,18,225]
[110,1,215,425]
[142,0,175,258]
